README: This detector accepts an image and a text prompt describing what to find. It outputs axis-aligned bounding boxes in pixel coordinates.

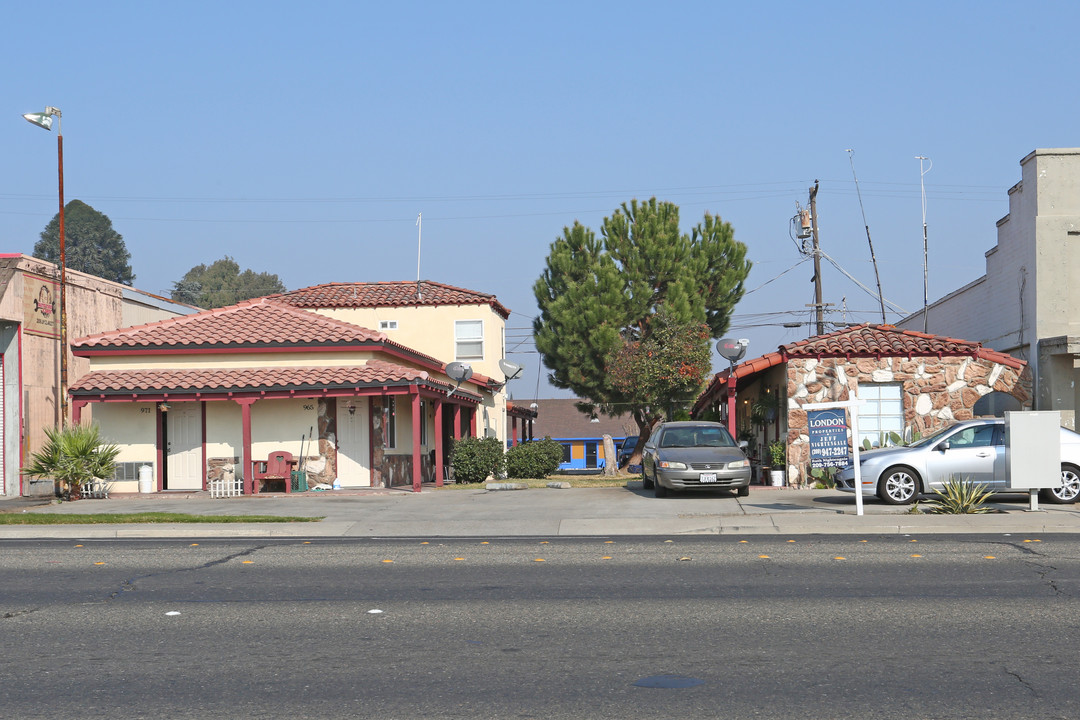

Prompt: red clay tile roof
[73,298,387,350]
[69,360,481,401]
[692,324,1024,415]
[780,323,1024,369]
[273,280,511,319]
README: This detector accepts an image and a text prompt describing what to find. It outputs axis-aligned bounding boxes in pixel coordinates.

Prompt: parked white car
[834,418,1080,505]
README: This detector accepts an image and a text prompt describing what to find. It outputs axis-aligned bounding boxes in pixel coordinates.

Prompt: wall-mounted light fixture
[158,402,171,413]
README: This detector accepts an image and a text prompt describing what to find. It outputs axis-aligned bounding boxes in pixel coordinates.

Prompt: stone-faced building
[693,324,1031,487]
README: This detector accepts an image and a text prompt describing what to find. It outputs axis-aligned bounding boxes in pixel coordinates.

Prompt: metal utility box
[1005,411,1061,489]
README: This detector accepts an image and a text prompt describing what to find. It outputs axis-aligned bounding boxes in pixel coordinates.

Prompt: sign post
[802,399,866,516]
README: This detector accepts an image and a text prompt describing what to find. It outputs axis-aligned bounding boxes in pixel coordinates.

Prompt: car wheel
[1040,464,1080,504]
[736,485,749,498]
[642,466,654,490]
[654,477,668,498]
[877,466,921,505]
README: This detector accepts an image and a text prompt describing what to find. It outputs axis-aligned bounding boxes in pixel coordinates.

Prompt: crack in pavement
[107,544,268,601]
[1004,667,1038,697]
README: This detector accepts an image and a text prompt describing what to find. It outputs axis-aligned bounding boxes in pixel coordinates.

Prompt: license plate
[699,473,717,483]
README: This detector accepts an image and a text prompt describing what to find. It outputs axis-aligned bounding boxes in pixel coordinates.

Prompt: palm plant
[22,424,120,500]
[924,476,994,514]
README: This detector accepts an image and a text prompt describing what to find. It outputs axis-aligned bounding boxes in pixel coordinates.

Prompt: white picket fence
[209,475,244,498]
[82,480,111,499]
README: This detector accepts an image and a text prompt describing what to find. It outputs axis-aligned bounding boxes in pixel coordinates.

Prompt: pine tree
[34,200,135,285]
[533,198,751,461]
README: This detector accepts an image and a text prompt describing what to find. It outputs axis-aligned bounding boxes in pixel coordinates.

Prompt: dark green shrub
[449,436,506,484]
[506,438,564,479]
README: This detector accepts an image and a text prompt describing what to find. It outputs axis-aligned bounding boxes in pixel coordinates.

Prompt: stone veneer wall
[784,356,1032,487]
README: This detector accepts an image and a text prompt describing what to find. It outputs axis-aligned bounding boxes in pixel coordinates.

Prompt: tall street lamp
[22,106,67,426]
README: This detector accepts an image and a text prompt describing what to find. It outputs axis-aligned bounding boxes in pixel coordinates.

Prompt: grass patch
[0,512,323,525]
[440,474,634,490]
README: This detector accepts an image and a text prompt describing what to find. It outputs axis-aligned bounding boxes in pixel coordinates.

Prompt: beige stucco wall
[93,402,157,493]
[896,149,1080,428]
[314,303,510,444]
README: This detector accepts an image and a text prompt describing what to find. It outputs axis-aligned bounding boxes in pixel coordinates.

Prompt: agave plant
[22,424,120,500]
[924,476,994,514]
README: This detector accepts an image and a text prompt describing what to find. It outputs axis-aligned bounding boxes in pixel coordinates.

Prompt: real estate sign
[807,408,849,469]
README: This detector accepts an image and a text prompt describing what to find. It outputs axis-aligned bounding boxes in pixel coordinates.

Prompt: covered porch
[70,365,482,494]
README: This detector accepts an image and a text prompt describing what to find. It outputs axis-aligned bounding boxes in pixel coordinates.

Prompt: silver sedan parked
[641,421,752,498]
[835,418,1080,505]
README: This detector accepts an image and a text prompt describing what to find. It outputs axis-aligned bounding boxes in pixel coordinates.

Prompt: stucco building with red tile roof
[68,280,516,494]
[693,324,1031,488]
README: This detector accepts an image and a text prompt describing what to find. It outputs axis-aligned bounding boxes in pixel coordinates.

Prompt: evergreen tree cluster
[533,198,751,447]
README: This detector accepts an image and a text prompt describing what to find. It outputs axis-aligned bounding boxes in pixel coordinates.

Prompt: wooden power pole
[809,181,824,336]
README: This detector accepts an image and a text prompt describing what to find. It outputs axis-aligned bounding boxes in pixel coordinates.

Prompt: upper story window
[379,320,398,330]
[455,320,484,360]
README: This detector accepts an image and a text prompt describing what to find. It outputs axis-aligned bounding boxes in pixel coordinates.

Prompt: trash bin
[138,464,154,494]
[291,470,308,492]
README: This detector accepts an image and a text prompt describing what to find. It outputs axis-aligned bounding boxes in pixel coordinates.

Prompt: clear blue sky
[4,1,1078,401]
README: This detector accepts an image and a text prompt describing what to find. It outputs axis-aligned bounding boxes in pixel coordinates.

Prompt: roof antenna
[846,149,887,324]
[916,156,932,333]
[415,212,423,300]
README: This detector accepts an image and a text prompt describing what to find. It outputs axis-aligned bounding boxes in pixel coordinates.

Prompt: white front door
[166,403,202,490]
[337,399,370,487]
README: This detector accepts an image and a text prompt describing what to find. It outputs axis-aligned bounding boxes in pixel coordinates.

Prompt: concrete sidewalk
[4,483,1080,539]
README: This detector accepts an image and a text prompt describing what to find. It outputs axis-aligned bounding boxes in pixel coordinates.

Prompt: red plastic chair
[252,450,295,493]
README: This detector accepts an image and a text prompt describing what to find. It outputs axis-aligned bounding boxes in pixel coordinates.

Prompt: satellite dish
[444,361,473,398]
[716,338,748,364]
[445,362,474,383]
[498,359,523,381]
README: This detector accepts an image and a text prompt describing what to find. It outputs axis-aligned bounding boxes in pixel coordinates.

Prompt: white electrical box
[1005,411,1061,489]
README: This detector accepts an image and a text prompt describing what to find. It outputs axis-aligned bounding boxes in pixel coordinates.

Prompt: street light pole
[23,107,67,426]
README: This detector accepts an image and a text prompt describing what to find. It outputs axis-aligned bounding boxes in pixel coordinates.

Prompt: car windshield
[660,426,736,448]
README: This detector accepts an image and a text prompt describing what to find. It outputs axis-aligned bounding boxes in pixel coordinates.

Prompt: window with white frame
[455,320,484,360]
[382,397,397,449]
[858,383,904,448]
[379,320,398,330]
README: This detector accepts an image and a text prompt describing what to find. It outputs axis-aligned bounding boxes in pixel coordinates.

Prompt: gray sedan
[641,421,752,498]
[835,418,1080,505]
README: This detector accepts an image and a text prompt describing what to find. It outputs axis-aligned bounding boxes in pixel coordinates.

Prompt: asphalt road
[3,535,1080,719]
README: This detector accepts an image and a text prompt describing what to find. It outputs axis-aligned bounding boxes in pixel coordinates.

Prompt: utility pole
[808,181,824,336]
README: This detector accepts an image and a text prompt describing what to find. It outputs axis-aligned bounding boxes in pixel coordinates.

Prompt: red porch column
[72,400,86,425]
[726,384,737,438]
[411,391,422,492]
[433,399,444,487]
[470,407,477,438]
[238,398,256,494]
[453,404,462,440]
[511,416,518,447]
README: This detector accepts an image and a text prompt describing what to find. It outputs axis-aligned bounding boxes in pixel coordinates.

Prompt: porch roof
[69,359,482,403]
